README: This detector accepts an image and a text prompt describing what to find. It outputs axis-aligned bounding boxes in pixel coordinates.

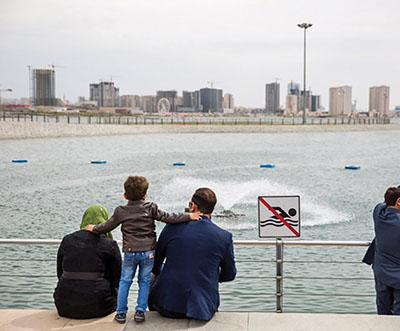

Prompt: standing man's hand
[85,224,95,231]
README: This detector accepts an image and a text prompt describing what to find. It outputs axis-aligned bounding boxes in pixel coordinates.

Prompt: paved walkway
[1,310,400,331]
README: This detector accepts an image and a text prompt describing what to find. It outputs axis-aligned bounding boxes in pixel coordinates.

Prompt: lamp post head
[298,23,313,29]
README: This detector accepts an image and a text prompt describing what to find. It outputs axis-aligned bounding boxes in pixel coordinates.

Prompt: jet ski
[213,209,245,218]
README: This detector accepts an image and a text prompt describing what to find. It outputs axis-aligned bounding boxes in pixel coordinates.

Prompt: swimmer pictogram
[258,196,301,238]
[260,207,299,227]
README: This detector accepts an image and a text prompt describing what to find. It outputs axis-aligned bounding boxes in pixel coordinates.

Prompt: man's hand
[85,224,95,231]
[189,211,202,220]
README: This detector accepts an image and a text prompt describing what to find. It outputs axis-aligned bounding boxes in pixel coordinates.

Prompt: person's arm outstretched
[150,202,200,224]
[86,208,122,234]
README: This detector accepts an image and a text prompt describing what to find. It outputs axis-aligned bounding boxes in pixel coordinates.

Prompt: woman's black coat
[54,230,122,319]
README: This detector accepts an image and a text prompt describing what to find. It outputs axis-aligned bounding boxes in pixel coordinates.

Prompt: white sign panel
[258,196,300,238]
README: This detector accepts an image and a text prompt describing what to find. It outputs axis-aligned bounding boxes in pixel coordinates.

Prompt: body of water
[1,131,398,313]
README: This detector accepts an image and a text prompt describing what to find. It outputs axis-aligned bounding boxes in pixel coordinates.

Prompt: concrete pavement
[1,310,400,331]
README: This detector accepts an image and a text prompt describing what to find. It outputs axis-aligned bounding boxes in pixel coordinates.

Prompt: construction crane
[27,65,33,105]
[107,75,120,82]
[48,64,66,70]
[207,81,221,88]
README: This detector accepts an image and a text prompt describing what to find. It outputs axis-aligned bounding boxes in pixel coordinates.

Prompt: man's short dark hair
[384,187,400,206]
[124,176,149,201]
[191,188,217,214]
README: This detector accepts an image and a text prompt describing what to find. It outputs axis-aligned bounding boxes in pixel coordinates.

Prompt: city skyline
[1,0,399,110]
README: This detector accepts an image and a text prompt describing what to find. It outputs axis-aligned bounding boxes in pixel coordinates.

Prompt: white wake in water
[156,176,350,228]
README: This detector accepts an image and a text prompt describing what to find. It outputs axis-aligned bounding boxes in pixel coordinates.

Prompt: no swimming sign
[258,196,301,238]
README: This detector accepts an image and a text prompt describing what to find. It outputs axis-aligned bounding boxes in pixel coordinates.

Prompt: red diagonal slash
[259,197,299,237]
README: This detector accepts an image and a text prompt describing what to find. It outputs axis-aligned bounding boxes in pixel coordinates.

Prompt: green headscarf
[80,204,113,239]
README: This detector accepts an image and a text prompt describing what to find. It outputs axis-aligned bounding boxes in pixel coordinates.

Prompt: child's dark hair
[124,176,149,201]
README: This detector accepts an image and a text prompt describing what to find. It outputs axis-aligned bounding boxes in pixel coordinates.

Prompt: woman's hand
[85,224,95,231]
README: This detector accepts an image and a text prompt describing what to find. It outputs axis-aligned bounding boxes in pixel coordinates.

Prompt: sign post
[258,196,300,313]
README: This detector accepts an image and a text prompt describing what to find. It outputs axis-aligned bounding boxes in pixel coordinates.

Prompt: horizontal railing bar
[284,277,374,280]
[236,260,364,264]
[0,258,366,265]
[284,260,364,264]
[0,274,374,281]
[0,259,56,262]
[0,274,56,278]
[0,239,371,246]
[284,293,375,297]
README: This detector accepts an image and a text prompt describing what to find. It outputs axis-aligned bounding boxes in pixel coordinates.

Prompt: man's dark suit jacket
[148,216,236,321]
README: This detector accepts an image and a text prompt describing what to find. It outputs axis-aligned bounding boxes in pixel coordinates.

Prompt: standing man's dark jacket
[373,202,400,288]
[148,216,236,321]
[54,230,122,319]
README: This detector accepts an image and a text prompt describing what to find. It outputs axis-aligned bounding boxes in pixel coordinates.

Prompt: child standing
[85,176,200,323]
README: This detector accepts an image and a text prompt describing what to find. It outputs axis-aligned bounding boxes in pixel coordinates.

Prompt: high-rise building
[182,91,195,108]
[299,90,312,112]
[329,86,352,116]
[311,95,320,112]
[156,90,178,112]
[285,95,298,115]
[194,90,202,112]
[120,95,140,108]
[140,96,157,113]
[90,82,119,107]
[32,69,55,106]
[199,88,223,112]
[223,93,234,109]
[288,81,300,97]
[265,82,280,113]
[369,86,390,116]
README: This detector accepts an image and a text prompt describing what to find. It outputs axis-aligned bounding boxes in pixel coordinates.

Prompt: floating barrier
[345,165,360,170]
[260,164,275,168]
[173,162,186,166]
[91,160,107,164]
[12,160,28,163]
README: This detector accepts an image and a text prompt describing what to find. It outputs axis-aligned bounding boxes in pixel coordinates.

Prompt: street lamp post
[297,23,312,125]
[340,88,345,124]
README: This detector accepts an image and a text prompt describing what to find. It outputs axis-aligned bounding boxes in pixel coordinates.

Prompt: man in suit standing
[148,187,236,321]
[364,186,400,315]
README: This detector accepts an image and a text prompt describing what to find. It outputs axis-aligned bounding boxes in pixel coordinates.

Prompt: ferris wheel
[157,98,171,112]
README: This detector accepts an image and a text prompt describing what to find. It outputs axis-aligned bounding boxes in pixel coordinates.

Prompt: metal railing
[0,238,373,313]
[0,112,392,126]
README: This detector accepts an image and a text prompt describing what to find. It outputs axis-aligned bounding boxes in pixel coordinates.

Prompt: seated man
[148,187,236,321]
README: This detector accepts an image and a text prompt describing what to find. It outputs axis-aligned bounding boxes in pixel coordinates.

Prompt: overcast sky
[1,0,399,109]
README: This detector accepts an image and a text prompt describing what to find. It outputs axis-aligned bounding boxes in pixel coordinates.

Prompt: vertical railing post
[276,238,283,313]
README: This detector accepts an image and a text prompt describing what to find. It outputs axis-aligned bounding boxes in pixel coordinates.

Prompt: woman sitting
[54,205,122,319]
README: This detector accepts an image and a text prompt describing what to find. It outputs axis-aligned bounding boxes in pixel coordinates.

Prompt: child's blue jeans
[116,250,155,314]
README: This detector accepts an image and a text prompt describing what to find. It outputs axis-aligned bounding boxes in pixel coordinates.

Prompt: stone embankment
[1,310,400,331]
[1,122,400,139]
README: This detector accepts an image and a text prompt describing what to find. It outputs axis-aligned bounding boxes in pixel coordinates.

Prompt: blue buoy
[173,162,186,166]
[260,164,275,168]
[91,160,107,164]
[12,160,28,163]
[345,165,360,170]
